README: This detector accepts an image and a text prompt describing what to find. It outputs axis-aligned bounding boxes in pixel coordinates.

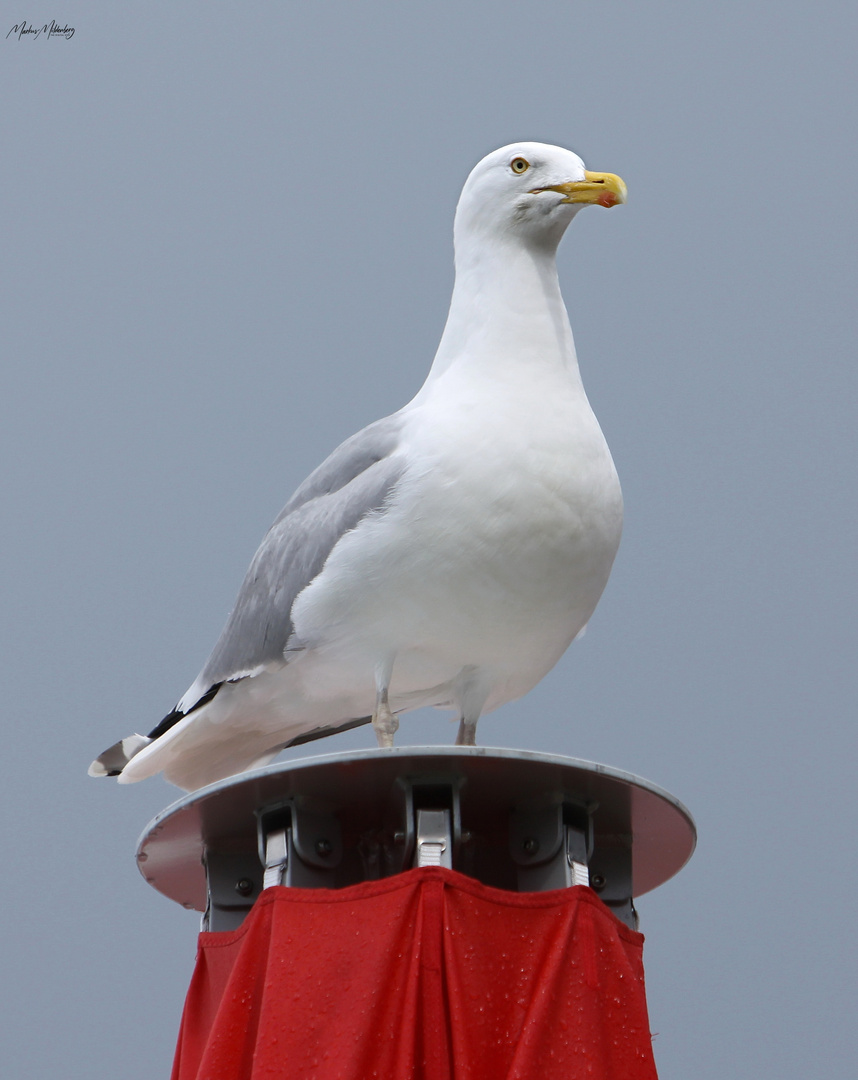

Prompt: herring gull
[89,142,627,791]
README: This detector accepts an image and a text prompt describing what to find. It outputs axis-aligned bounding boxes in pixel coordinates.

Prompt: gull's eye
[510,157,530,174]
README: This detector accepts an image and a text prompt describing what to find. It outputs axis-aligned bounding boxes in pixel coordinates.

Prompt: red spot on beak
[597,191,618,208]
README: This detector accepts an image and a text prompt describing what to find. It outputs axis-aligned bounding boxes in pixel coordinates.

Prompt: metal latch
[510,801,594,891]
[256,800,342,889]
[414,808,453,868]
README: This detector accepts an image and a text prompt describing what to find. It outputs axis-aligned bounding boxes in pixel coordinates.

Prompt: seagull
[89,142,626,792]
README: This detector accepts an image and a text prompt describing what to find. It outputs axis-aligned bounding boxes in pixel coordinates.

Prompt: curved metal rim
[138,744,695,841]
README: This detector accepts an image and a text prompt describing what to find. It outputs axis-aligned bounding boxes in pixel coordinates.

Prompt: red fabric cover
[171,867,657,1080]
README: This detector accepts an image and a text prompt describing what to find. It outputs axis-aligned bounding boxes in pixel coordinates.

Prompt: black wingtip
[146,682,224,741]
[88,733,151,778]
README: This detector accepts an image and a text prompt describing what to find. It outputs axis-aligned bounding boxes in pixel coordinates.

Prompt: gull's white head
[454,141,626,252]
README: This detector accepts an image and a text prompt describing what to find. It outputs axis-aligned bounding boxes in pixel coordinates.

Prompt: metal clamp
[510,801,594,892]
[256,800,342,890]
[414,808,453,868]
[385,775,463,873]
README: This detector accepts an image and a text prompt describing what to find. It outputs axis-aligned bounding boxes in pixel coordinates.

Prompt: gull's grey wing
[190,414,405,697]
[97,416,399,767]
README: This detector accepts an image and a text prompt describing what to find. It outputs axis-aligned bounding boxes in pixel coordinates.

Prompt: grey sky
[2,2,855,1076]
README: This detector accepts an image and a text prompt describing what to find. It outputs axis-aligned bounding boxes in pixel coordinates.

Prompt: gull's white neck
[422,230,579,388]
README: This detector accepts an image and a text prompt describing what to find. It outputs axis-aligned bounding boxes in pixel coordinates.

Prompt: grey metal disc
[136,746,696,912]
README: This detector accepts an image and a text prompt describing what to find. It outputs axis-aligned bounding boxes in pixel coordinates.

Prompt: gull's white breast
[289,359,623,712]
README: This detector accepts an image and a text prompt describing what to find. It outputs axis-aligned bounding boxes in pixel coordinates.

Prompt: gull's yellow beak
[531,171,627,208]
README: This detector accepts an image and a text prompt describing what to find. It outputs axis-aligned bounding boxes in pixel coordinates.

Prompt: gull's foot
[373,698,400,748]
[455,718,478,746]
